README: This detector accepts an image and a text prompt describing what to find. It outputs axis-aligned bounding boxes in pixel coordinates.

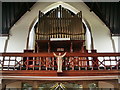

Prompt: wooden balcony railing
[0,52,120,71]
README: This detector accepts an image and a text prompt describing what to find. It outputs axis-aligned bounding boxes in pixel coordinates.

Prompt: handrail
[1,52,120,57]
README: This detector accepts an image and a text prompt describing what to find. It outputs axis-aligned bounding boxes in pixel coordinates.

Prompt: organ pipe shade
[36,6,85,40]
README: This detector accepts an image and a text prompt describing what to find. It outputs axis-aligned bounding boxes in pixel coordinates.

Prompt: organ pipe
[36,6,84,41]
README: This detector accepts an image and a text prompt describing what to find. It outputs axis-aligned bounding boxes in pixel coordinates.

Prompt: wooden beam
[1,52,120,57]
[1,70,119,76]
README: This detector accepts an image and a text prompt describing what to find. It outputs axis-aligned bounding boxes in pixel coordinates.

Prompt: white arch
[28,1,92,51]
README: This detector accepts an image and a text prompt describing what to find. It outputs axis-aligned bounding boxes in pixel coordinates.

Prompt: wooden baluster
[41,57,43,70]
[116,56,118,70]
[45,57,47,70]
[52,57,54,70]
[72,57,74,70]
[103,57,106,70]
[14,57,17,70]
[65,57,67,70]
[41,57,45,70]
[46,57,49,70]
[19,57,21,70]
[78,57,80,70]
[8,57,10,70]
[85,57,87,70]
[39,57,41,70]
[26,57,28,70]
[2,57,4,70]
[33,57,35,70]
[109,56,111,70]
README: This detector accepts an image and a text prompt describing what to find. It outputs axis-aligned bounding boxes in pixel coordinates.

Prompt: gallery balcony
[0,52,120,78]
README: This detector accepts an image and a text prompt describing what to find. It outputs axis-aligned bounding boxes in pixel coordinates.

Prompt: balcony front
[0,52,120,80]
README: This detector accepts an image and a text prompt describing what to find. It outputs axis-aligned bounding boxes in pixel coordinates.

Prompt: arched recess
[27,1,93,51]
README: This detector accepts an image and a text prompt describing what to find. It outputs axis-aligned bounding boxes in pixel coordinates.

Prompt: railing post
[23,50,34,68]
[91,50,98,70]
[85,49,89,67]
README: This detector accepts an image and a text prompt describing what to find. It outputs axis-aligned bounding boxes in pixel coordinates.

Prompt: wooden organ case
[35,6,85,53]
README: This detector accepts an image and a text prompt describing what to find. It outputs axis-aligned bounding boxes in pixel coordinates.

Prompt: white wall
[112,36,120,52]
[0,36,7,53]
[6,2,114,53]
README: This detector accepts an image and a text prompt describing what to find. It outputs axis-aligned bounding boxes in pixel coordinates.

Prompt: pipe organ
[35,6,85,53]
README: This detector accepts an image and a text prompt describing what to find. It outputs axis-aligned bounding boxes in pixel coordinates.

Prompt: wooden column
[91,50,98,69]
[23,50,34,67]
[1,79,6,90]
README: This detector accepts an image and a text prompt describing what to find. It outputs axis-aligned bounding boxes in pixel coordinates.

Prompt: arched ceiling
[1,2,120,35]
